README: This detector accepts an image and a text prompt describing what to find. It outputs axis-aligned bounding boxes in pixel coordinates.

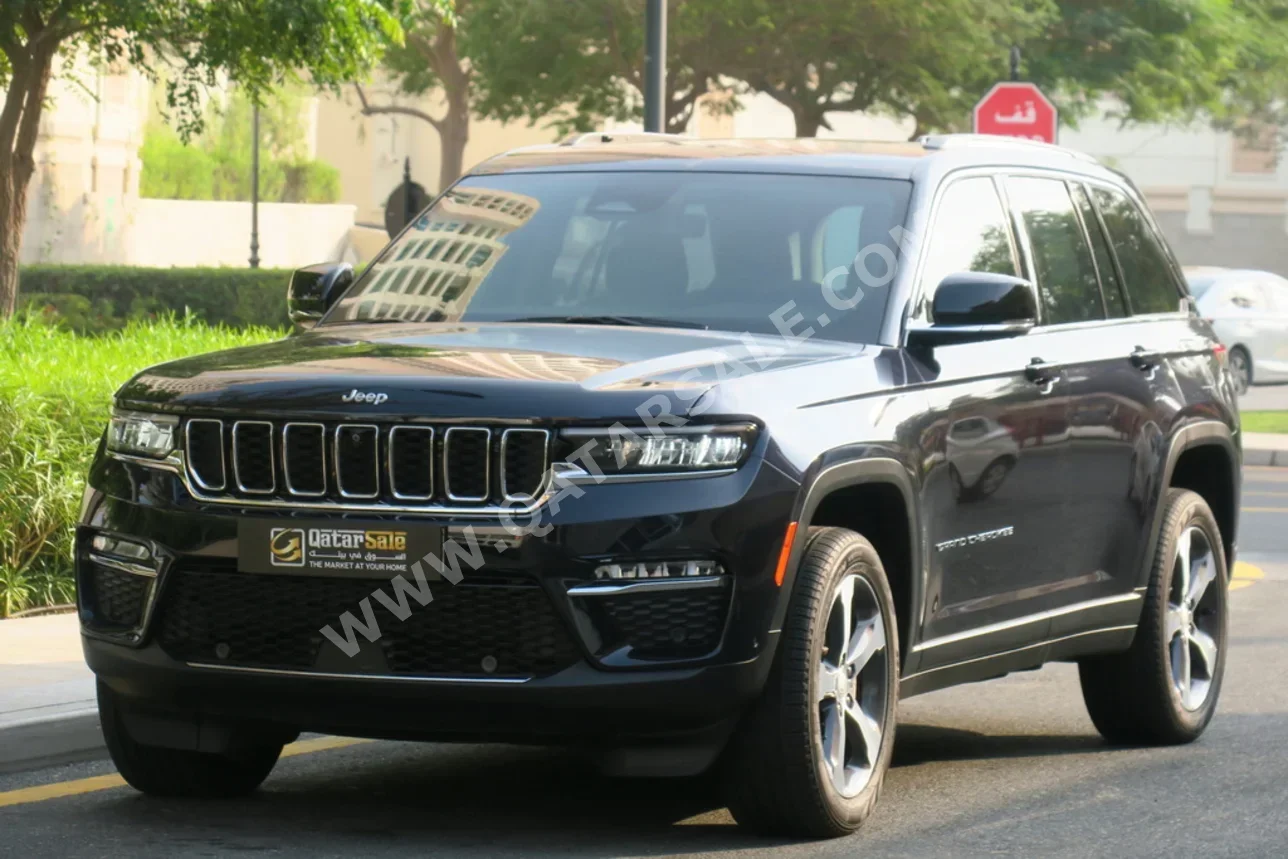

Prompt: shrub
[18,265,293,332]
[0,316,285,616]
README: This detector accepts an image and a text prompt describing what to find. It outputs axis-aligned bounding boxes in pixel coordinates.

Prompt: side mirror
[908,272,1037,347]
[287,263,354,331]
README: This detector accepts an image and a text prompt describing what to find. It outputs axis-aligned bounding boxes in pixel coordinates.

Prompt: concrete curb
[0,708,105,774]
[1245,448,1288,467]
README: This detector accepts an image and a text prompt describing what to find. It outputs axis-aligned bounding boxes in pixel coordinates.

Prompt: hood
[117,322,864,420]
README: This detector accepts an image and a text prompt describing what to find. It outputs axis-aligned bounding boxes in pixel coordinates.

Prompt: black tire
[1078,489,1228,745]
[724,527,899,838]
[948,464,965,502]
[98,681,283,798]
[1230,346,1252,395]
[971,456,1014,500]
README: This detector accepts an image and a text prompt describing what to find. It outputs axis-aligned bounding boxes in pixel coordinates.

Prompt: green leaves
[0,315,283,616]
[457,0,1288,139]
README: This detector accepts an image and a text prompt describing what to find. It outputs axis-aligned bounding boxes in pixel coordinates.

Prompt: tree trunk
[793,109,824,138]
[428,22,471,193]
[0,178,21,318]
[437,91,469,193]
[0,48,54,318]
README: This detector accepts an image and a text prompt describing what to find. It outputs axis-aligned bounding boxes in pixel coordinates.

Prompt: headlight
[561,425,756,474]
[107,409,178,458]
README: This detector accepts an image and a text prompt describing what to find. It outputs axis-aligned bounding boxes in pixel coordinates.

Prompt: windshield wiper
[508,315,709,330]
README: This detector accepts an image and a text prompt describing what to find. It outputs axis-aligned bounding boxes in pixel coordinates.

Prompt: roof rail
[558,131,686,146]
[918,133,1098,164]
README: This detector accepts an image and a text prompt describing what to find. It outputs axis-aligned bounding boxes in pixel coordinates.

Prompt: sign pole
[644,0,667,132]
[249,105,260,269]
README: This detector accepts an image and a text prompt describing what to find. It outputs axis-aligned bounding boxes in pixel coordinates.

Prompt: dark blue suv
[80,134,1240,838]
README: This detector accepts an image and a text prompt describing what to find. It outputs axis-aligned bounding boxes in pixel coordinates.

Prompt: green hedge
[19,265,294,332]
[0,317,285,617]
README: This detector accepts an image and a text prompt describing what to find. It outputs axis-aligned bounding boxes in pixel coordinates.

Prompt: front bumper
[78,451,798,743]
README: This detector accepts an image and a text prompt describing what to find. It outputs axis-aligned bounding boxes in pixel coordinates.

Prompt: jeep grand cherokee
[80,134,1239,838]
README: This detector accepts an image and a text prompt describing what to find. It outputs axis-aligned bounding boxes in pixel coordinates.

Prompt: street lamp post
[644,0,667,132]
[249,104,261,269]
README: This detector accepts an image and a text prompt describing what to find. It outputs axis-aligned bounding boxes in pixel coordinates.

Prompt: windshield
[324,171,913,342]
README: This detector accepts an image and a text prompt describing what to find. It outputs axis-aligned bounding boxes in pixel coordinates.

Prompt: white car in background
[1185,266,1288,394]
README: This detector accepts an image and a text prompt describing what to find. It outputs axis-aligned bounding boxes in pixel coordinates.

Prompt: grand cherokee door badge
[935,525,1015,553]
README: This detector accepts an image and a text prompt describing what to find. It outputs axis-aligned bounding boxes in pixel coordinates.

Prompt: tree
[466,0,741,136]
[352,0,472,194]
[729,0,1287,139]
[0,0,402,317]
[712,0,1052,138]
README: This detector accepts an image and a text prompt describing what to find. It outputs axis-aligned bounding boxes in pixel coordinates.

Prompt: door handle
[1025,357,1059,384]
[1130,346,1161,371]
[1025,357,1059,393]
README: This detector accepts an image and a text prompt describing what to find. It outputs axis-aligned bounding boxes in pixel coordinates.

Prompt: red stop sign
[973,82,1058,144]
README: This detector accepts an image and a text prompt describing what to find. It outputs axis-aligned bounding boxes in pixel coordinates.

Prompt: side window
[1070,183,1127,318]
[1091,187,1184,315]
[1006,176,1105,325]
[918,177,1017,300]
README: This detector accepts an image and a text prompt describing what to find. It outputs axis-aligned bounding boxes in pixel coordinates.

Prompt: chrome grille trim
[388,425,435,500]
[282,422,327,497]
[231,421,275,495]
[443,427,491,503]
[184,419,225,492]
[334,423,381,499]
[499,428,550,503]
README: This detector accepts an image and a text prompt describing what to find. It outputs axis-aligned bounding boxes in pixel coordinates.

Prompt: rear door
[998,174,1153,630]
[1074,183,1196,615]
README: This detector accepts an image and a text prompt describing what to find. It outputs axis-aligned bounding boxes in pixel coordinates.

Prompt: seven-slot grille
[183,419,549,508]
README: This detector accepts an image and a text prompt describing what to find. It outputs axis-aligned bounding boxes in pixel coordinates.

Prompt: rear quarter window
[1091,187,1184,315]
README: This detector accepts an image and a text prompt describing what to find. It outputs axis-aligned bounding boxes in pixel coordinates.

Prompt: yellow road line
[1240,507,1288,513]
[1244,490,1288,497]
[0,736,367,810]
[1232,561,1266,592]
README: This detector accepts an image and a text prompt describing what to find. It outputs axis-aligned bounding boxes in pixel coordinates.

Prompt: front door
[904,174,1075,671]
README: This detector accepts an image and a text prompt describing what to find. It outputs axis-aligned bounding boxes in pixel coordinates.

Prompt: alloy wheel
[1167,526,1220,711]
[817,574,889,799]
[1231,351,1250,395]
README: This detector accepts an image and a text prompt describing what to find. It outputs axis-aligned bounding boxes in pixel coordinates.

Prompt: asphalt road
[3,466,1287,858]
[1239,382,1288,412]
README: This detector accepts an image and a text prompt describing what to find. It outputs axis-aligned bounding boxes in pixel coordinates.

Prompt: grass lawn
[0,316,284,616]
[1241,411,1288,433]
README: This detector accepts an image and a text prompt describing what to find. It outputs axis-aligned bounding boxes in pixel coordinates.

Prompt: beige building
[12,57,361,270]
[15,57,148,265]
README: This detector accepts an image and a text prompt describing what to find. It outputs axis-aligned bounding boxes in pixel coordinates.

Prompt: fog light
[594,560,725,580]
[91,534,153,562]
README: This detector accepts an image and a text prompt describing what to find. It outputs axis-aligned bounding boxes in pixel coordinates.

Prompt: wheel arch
[1142,421,1240,590]
[772,457,923,670]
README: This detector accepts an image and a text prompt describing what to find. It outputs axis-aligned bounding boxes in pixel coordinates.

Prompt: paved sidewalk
[1244,431,1288,466]
[0,614,101,773]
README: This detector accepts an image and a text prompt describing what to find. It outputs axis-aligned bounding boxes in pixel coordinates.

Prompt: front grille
[154,561,581,679]
[232,421,275,493]
[283,423,325,495]
[575,586,731,661]
[81,562,152,632]
[335,424,379,498]
[183,419,549,509]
